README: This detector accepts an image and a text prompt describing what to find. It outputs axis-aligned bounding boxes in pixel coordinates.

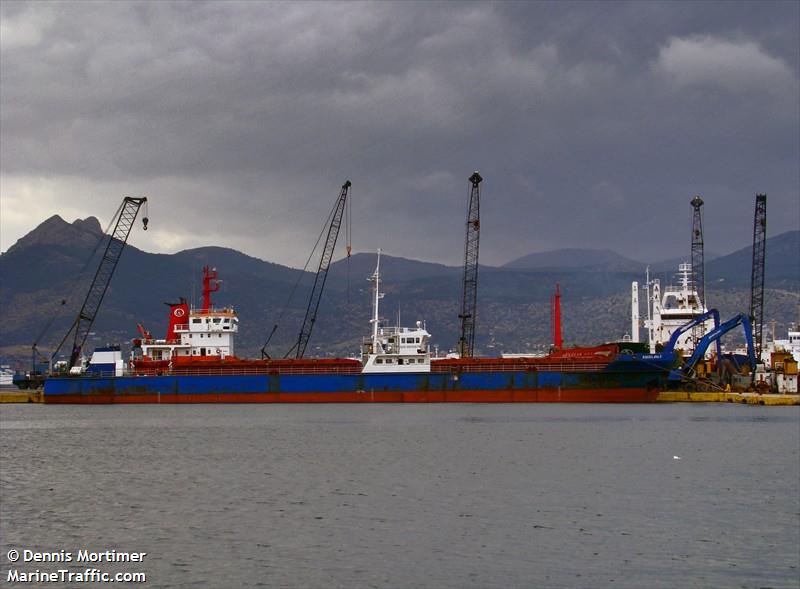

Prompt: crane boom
[458,172,482,358]
[749,193,767,361]
[690,196,705,311]
[54,197,148,369]
[294,181,351,359]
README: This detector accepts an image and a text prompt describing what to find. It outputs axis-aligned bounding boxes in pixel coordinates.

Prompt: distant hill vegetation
[1,217,797,368]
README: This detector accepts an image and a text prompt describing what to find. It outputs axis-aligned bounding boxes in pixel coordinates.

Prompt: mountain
[6,215,103,252]
[649,251,721,273]
[706,230,799,289]
[1,216,797,369]
[328,252,459,288]
[503,248,645,272]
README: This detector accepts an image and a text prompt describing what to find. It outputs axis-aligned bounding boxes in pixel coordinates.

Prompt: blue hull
[44,356,672,403]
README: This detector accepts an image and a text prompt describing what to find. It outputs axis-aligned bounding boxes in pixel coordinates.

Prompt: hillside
[706,230,799,289]
[503,248,644,272]
[1,216,797,368]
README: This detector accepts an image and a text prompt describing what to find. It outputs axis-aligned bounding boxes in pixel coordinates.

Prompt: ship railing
[65,362,610,378]
[169,366,363,376]
[191,307,237,316]
[59,366,361,378]
[430,362,606,373]
[137,365,363,376]
[172,324,190,332]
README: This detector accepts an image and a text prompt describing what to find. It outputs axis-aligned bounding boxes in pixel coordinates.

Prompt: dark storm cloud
[1,1,797,266]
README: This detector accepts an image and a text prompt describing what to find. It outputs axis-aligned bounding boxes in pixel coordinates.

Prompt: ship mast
[551,283,563,349]
[370,249,384,349]
[201,266,220,312]
[631,282,639,343]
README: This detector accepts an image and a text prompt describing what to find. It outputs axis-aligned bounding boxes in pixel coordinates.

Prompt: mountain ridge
[1,216,797,367]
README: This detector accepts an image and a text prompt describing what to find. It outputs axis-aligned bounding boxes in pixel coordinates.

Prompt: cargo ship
[43,256,675,404]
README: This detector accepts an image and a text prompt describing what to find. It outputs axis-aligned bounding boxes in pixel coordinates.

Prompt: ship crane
[749,194,767,363]
[52,197,149,369]
[458,172,482,358]
[288,180,351,359]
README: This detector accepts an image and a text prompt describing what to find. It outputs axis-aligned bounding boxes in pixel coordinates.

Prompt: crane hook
[142,217,149,230]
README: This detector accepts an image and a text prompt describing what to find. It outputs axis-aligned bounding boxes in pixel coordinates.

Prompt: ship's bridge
[361,323,431,373]
[174,309,239,334]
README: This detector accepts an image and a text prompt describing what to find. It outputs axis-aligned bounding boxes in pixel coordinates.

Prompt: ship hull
[44,363,668,404]
[43,388,658,404]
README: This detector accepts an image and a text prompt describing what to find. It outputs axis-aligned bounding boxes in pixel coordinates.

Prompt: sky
[1,1,798,268]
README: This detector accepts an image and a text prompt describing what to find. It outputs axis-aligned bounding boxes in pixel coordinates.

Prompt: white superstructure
[137,308,239,361]
[173,309,238,359]
[132,266,240,368]
[641,262,712,354]
[360,250,431,373]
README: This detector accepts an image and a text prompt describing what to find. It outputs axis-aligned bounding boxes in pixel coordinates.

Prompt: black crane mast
[749,193,767,361]
[293,181,351,359]
[690,195,705,350]
[458,172,482,358]
[690,195,705,309]
[53,197,148,369]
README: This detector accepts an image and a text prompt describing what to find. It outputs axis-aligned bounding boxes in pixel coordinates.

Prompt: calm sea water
[1,403,798,589]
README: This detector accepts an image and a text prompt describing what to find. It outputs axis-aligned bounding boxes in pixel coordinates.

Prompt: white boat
[360,250,431,373]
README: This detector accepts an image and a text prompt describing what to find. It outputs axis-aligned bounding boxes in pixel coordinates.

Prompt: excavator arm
[664,309,721,357]
[672,313,756,382]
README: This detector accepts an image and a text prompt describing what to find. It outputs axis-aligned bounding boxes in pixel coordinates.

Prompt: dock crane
[458,172,482,358]
[288,180,351,359]
[690,195,705,351]
[51,197,149,370]
[690,196,705,310]
[749,194,767,361]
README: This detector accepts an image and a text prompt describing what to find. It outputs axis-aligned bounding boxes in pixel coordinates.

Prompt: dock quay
[0,389,43,403]
[657,391,799,405]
